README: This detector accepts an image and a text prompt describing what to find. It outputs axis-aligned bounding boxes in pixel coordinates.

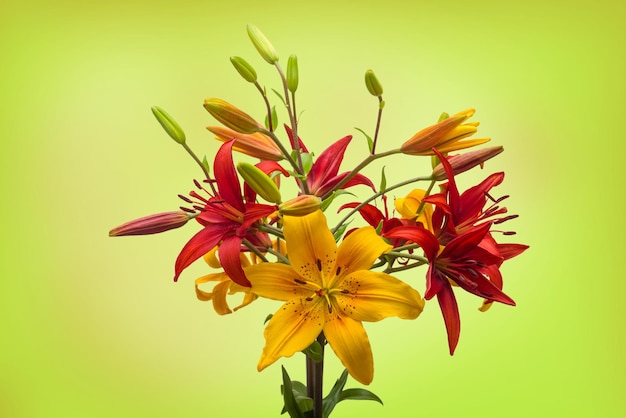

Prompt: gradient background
[2,0,624,417]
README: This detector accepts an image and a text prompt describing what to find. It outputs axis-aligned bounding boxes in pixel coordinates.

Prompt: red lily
[174,140,277,287]
[386,222,515,355]
[285,126,375,197]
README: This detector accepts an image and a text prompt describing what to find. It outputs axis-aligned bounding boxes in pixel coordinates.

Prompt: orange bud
[203,98,261,134]
[279,195,322,216]
[431,146,504,181]
[207,126,283,161]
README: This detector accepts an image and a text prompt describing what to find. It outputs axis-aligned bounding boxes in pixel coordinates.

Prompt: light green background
[2,0,624,417]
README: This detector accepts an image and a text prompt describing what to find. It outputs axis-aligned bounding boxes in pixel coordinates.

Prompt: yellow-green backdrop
[2,0,624,417]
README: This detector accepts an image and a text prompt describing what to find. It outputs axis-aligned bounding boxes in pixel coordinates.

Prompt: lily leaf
[272,88,287,107]
[379,166,387,193]
[354,127,374,153]
[265,105,278,131]
[301,340,323,362]
[338,388,383,405]
[320,190,355,213]
[332,222,349,243]
[281,366,305,418]
[322,369,348,418]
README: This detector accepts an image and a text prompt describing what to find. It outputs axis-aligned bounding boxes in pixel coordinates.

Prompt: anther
[316,259,322,271]
[294,278,307,285]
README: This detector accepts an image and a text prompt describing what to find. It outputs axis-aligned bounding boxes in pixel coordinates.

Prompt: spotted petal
[246,263,311,301]
[333,226,391,281]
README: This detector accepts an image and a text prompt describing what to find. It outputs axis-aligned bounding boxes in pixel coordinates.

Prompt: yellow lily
[245,210,424,385]
[394,189,434,232]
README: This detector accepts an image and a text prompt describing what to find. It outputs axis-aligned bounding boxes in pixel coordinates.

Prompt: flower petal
[282,211,337,284]
[307,135,352,193]
[385,225,440,261]
[218,235,250,287]
[324,312,374,385]
[174,226,224,282]
[334,270,424,322]
[334,226,391,280]
[214,140,245,212]
[436,282,461,355]
[246,263,311,301]
[258,298,325,371]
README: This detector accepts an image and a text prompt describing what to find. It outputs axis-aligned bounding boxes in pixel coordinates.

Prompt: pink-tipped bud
[279,195,322,216]
[431,146,504,181]
[109,211,192,236]
[203,98,262,134]
[207,126,283,161]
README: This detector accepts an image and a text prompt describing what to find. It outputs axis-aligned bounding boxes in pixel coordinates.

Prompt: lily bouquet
[110,25,528,417]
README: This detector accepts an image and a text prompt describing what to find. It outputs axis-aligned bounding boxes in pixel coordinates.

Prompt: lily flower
[245,210,424,385]
[386,222,514,355]
[284,126,375,198]
[394,189,434,232]
[174,140,277,287]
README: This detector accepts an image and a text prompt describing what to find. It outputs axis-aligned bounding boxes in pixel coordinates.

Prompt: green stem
[370,96,384,154]
[254,81,274,132]
[332,174,433,233]
[385,260,428,274]
[241,239,268,262]
[385,251,429,263]
[415,179,436,216]
[180,142,216,193]
[320,148,401,201]
[307,332,325,418]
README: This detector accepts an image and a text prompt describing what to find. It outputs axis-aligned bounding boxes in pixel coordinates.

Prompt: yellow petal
[194,272,228,301]
[258,298,326,371]
[436,137,491,154]
[203,247,221,269]
[246,263,311,301]
[211,280,233,315]
[233,293,257,312]
[332,226,391,286]
[334,271,425,322]
[324,311,374,385]
[283,211,337,284]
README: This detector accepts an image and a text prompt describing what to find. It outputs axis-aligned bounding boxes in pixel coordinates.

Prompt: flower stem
[307,332,325,418]
[370,96,384,155]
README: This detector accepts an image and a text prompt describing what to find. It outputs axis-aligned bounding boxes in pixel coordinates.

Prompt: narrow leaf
[301,340,323,362]
[338,388,383,405]
[272,88,287,107]
[379,166,387,192]
[281,366,305,418]
[354,127,374,153]
[322,369,349,418]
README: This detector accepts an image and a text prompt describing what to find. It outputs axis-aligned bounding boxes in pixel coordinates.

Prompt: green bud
[237,162,282,204]
[287,54,299,93]
[230,56,257,83]
[364,69,383,96]
[246,24,279,64]
[279,195,321,216]
[151,106,186,144]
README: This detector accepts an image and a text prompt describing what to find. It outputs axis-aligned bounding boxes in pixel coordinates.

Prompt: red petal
[218,236,251,287]
[497,243,529,260]
[385,225,440,261]
[283,124,308,153]
[338,202,384,228]
[174,227,224,282]
[307,135,352,193]
[457,172,504,222]
[436,283,461,355]
[432,149,460,210]
[214,140,245,212]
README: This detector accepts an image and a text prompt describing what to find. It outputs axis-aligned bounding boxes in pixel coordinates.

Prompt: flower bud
[364,69,383,96]
[230,56,257,83]
[287,54,299,93]
[207,126,283,161]
[237,162,282,204]
[151,106,186,144]
[431,146,504,181]
[109,211,192,236]
[401,109,490,156]
[278,195,322,216]
[246,24,279,64]
[203,98,261,134]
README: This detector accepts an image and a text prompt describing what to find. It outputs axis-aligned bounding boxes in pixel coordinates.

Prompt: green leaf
[332,222,349,243]
[338,388,383,405]
[301,340,323,362]
[301,152,314,174]
[379,166,387,193]
[320,190,355,213]
[265,105,278,131]
[281,366,305,418]
[322,369,349,418]
[202,156,211,175]
[354,127,374,153]
[272,88,287,107]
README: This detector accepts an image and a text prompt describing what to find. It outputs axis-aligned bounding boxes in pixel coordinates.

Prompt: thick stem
[307,332,325,418]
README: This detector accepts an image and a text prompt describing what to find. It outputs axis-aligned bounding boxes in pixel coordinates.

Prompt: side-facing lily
[174,140,278,287]
[285,126,375,198]
[245,210,424,385]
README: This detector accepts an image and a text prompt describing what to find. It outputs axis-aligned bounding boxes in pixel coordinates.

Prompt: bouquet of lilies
[109,25,528,417]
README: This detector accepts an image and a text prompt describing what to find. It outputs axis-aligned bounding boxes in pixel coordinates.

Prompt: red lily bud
[109,211,192,236]
[431,146,504,181]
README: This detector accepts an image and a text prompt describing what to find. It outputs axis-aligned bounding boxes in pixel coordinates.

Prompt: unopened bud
[287,54,299,93]
[109,211,192,236]
[279,195,322,216]
[230,56,257,83]
[431,146,504,181]
[237,162,282,204]
[207,126,283,161]
[151,106,186,144]
[246,24,279,64]
[364,69,383,96]
[203,98,261,134]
